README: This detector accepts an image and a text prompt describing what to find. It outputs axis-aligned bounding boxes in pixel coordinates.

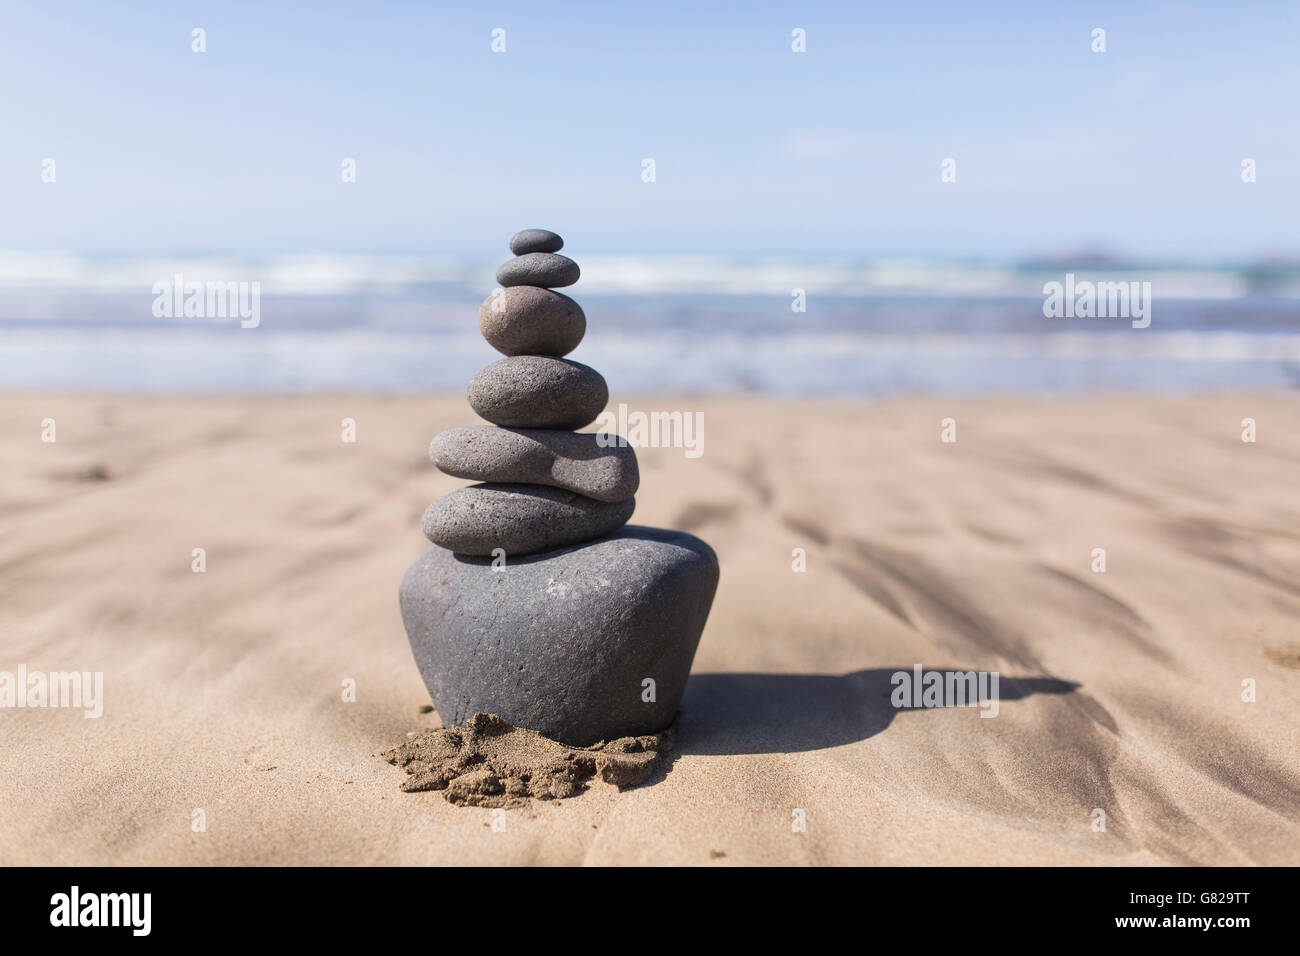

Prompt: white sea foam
[2,253,1296,393]
[0,252,1289,300]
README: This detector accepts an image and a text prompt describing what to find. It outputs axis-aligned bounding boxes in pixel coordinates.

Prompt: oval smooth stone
[468,356,607,430]
[478,286,585,357]
[430,426,639,502]
[509,228,564,255]
[496,253,580,289]
[420,483,635,556]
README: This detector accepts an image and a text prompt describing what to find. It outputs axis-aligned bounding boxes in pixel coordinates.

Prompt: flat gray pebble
[509,228,564,255]
[478,286,585,357]
[496,253,580,289]
[400,526,719,744]
[468,356,607,430]
[430,426,638,502]
[421,483,634,556]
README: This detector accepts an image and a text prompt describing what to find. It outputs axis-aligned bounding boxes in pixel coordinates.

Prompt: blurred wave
[4,252,1300,299]
[1,253,1298,394]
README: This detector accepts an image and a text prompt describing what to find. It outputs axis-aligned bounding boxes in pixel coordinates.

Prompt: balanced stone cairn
[400,229,719,746]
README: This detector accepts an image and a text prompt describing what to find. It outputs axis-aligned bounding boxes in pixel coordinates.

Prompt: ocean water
[1,254,1298,394]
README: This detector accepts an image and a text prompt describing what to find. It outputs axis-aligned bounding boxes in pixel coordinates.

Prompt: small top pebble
[510,229,564,256]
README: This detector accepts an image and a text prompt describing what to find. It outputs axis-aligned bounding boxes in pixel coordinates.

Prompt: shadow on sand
[678,668,1079,756]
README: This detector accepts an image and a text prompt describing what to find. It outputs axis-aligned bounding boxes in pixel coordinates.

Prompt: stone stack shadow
[399,229,720,746]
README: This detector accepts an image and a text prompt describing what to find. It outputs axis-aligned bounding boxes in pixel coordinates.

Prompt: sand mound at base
[382,713,674,808]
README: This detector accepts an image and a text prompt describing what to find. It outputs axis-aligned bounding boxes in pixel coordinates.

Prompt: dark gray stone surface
[468,356,607,429]
[478,286,585,357]
[509,228,564,255]
[496,252,580,289]
[421,482,634,556]
[430,426,639,502]
[399,526,720,745]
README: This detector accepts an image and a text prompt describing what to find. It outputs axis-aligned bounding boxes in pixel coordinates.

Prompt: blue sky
[2,0,1297,260]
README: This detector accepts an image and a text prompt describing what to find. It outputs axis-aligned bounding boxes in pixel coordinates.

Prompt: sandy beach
[1,391,1298,866]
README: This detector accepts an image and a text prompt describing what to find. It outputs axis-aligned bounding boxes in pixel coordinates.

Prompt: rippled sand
[1,392,1297,865]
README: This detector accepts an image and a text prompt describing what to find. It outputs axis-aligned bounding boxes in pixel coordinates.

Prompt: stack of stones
[400,229,719,747]
[420,228,638,556]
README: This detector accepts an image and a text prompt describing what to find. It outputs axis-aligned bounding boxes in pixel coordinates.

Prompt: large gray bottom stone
[399,526,719,745]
